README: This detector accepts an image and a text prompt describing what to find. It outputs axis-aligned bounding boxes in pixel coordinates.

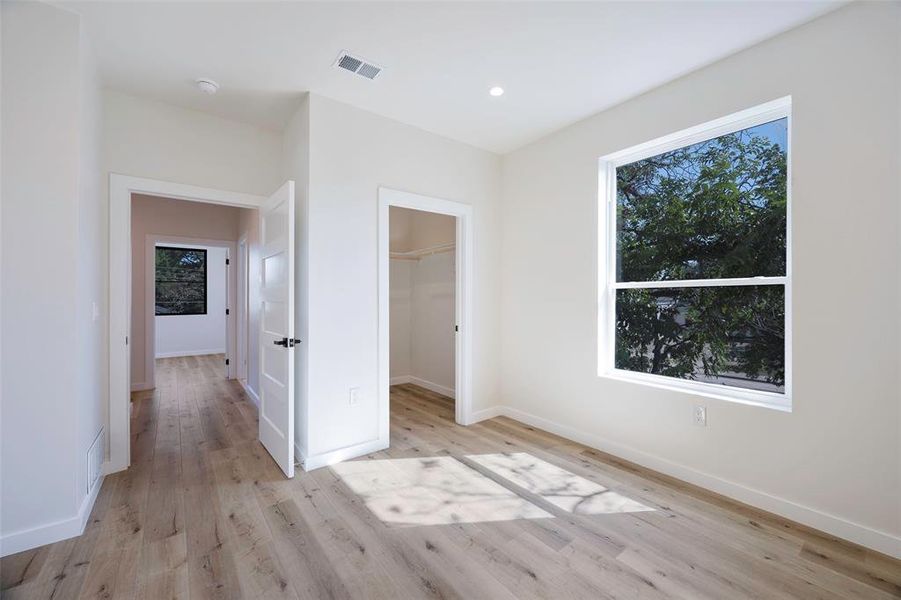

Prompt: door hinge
[226,308,230,315]
[226,258,230,265]
[126,335,129,345]
[455,325,459,332]
[225,358,230,365]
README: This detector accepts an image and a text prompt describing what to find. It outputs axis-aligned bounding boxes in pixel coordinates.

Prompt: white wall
[130,194,241,388]
[499,2,900,555]
[409,252,456,395]
[389,205,456,252]
[1,1,103,556]
[155,246,228,358]
[389,260,413,379]
[300,94,501,464]
[75,5,105,532]
[103,90,283,196]
[390,253,457,396]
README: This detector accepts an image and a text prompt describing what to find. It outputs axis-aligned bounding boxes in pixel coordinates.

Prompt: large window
[155,246,208,316]
[600,99,791,409]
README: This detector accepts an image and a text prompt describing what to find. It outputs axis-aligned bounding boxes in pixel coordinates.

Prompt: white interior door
[258,180,296,478]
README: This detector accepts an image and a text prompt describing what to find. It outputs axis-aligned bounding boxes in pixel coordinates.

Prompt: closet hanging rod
[389,242,455,261]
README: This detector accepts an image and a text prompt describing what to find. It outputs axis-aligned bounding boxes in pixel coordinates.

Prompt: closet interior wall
[389,207,457,398]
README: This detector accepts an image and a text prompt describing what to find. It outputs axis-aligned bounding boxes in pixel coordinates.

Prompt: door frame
[144,235,237,386]
[109,174,265,474]
[378,187,474,434]
[236,234,249,382]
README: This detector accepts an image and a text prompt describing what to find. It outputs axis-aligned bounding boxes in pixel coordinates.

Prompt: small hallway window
[155,246,208,315]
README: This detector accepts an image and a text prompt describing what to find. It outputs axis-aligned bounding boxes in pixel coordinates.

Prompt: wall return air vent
[334,51,383,80]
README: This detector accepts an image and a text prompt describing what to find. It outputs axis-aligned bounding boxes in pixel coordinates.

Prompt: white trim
[613,276,786,290]
[300,437,389,471]
[469,406,505,423]
[155,349,226,359]
[236,235,249,382]
[389,374,456,399]
[378,187,476,450]
[601,96,792,165]
[239,378,260,407]
[407,376,456,400]
[109,174,266,474]
[598,98,792,412]
[603,370,791,412]
[0,471,105,558]
[489,405,900,559]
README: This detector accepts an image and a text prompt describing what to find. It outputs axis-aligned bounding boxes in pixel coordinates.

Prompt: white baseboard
[155,349,225,359]
[130,382,153,392]
[300,437,389,471]
[239,379,260,407]
[0,471,105,558]
[489,405,900,559]
[468,405,505,423]
[391,375,456,400]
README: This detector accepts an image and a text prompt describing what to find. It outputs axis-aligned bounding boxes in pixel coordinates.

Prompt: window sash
[598,98,792,410]
[611,276,786,290]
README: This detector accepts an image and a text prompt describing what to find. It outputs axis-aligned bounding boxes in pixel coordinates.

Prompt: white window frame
[598,97,792,411]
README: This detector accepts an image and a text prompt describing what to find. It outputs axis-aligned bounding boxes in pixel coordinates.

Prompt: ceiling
[67,1,842,153]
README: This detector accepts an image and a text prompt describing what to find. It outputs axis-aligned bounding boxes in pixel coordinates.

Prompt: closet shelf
[390,242,455,261]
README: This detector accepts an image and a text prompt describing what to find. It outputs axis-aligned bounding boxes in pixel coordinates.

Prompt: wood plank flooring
[2,354,899,599]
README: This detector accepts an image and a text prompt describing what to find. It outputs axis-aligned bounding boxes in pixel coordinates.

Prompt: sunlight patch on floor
[332,453,653,527]
[467,452,655,515]
[331,456,553,526]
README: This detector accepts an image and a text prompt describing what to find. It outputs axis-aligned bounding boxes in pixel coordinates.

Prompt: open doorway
[378,187,474,446]
[108,175,269,473]
[129,194,241,392]
[389,206,457,409]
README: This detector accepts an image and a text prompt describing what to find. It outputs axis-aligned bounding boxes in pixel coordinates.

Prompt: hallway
[1,358,898,599]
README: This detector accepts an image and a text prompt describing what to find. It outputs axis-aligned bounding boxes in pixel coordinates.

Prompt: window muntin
[601,101,790,408]
[155,246,208,316]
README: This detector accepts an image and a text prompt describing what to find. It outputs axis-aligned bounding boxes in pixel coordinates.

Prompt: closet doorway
[378,187,473,438]
[389,205,457,400]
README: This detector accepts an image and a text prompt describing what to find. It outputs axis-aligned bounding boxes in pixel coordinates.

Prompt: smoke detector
[195,78,220,95]
[334,51,383,80]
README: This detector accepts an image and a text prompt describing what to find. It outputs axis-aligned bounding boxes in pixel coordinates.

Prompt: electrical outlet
[349,387,360,406]
[693,405,707,427]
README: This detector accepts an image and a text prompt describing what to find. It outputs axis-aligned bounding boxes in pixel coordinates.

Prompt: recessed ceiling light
[489,86,504,97]
[195,78,219,95]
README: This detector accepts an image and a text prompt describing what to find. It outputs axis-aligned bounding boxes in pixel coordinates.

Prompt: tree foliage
[155,247,207,315]
[615,121,787,390]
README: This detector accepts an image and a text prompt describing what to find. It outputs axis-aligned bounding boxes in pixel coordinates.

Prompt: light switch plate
[693,405,707,427]
[349,387,360,406]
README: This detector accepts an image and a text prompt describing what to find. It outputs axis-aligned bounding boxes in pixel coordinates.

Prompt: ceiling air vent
[334,51,383,80]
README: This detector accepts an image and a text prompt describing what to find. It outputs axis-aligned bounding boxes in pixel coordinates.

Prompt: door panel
[258,180,295,478]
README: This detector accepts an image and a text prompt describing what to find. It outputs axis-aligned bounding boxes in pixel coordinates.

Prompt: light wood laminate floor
[2,354,899,599]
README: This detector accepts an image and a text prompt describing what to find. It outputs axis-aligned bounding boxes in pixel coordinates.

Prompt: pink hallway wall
[130,194,241,388]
